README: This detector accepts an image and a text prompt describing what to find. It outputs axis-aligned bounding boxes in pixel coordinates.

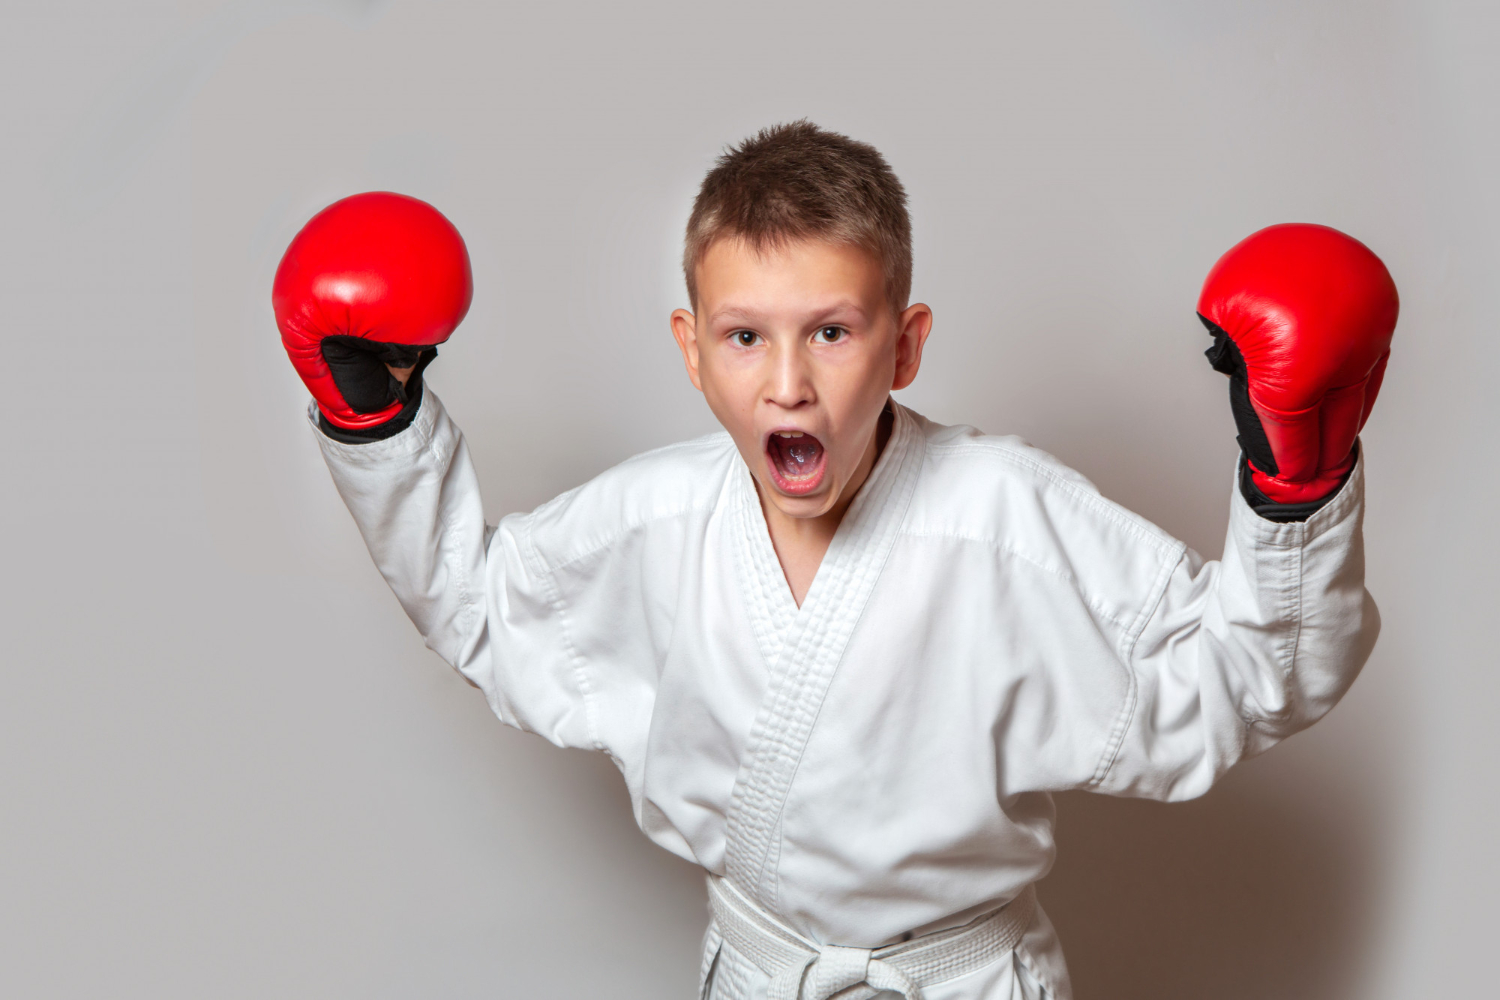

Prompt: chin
[762,483,841,520]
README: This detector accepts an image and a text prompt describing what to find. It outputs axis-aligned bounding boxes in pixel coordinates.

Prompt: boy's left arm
[1094,223,1396,800]
[1095,452,1377,801]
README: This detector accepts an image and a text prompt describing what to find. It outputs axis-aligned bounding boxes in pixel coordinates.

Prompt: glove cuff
[1239,445,1355,523]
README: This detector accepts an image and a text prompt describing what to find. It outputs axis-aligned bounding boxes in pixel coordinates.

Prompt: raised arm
[1093,223,1396,799]
[310,390,592,747]
[274,192,591,747]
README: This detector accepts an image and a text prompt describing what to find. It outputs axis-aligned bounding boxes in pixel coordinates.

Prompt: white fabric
[705,874,1035,1000]
[313,391,1377,1000]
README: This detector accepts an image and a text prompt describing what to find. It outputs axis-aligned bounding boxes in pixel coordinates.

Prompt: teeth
[775,431,805,438]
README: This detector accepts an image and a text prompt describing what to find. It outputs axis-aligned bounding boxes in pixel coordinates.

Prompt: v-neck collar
[723,401,927,907]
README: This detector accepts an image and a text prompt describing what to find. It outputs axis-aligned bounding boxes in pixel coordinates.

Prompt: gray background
[3,1,1495,997]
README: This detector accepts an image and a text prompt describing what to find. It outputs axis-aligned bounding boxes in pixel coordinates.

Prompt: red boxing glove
[1199,223,1398,505]
[274,192,473,430]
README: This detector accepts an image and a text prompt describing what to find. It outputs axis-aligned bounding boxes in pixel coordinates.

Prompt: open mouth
[765,430,827,496]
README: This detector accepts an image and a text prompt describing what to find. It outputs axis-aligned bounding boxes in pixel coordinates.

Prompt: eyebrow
[708,300,871,325]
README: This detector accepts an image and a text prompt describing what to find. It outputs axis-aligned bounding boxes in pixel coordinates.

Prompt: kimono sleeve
[311,389,595,750]
[1093,454,1379,801]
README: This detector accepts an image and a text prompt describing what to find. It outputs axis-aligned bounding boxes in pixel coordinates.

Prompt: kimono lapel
[724,403,926,909]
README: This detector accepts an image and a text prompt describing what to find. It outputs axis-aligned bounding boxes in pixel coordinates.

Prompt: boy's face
[670,237,932,522]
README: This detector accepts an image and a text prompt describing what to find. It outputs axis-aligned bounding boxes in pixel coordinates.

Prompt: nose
[765,340,815,411]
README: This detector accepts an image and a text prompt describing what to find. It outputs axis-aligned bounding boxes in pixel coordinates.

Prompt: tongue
[773,435,823,478]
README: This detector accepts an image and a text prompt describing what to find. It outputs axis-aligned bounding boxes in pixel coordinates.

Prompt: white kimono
[313,391,1377,1000]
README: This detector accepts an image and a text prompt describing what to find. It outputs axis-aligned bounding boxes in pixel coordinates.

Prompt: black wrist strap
[317,347,437,444]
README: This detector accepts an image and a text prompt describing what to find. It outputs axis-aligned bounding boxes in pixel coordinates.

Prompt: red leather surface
[273,192,473,429]
[1198,223,1398,504]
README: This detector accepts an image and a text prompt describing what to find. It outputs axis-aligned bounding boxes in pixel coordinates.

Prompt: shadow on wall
[1041,763,1379,1000]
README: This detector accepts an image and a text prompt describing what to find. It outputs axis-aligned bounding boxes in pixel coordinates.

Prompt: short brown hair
[683,121,912,312]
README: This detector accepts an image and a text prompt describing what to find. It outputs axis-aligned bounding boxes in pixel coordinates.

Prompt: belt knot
[799,944,922,1000]
[704,876,1035,1000]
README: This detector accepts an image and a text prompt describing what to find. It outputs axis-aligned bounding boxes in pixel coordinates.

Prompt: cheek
[822,352,895,462]
[697,363,758,436]
[828,344,896,408]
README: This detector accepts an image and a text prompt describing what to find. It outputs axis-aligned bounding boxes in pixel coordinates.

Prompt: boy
[274,122,1394,999]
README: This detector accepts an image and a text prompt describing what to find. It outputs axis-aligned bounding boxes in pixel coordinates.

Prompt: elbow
[1248,589,1381,741]
[1296,590,1381,726]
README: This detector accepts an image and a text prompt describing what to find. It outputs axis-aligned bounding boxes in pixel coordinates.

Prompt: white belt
[704,876,1036,1000]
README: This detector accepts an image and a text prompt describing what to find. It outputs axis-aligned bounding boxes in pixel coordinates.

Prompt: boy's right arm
[311,389,491,679]
[310,389,580,741]
[274,193,594,747]
[304,370,598,749]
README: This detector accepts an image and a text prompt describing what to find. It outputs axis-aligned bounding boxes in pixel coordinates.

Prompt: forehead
[695,237,885,319]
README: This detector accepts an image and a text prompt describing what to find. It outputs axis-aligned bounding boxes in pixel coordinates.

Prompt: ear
[891,302,933,391]
[670,308,703,392]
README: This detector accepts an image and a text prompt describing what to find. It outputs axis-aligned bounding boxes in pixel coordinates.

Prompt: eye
[733,330,761,347]
[813,326,847,344]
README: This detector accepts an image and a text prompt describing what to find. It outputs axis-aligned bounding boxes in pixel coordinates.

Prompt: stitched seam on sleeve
[1089,541,1185,787]
[524,515,605,753]
[1272,524,1308,728]
[1287,538,1305,683]
[428,432,478,645]
[1235,514,1305,728]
